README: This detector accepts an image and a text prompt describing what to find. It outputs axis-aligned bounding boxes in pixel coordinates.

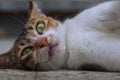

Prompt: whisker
[40,62,46,70]
[48,62,57,70]
[43,56,50,70]
[41,62,48,70]
[65,14,75,20]
[33,71,38,80]
[19,15,27,23]
[54,9,72,20]
[33,63,41,80]
[7,15,25,26]
[32,62,37,71]
[38,55,41,71]
[54,11,66,20]
[33,63,39,80]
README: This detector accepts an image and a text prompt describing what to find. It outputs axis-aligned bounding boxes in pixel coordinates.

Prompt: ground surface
[0,69,119,80]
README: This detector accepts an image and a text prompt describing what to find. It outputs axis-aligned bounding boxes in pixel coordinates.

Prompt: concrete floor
[0,38,15,54]
[0,69,119,80]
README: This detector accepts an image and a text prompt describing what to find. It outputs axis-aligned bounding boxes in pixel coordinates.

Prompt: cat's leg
[75,1,120,32]
[92,1,120,32]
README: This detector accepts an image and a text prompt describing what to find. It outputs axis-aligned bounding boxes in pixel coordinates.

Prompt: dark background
[0,0,110,38]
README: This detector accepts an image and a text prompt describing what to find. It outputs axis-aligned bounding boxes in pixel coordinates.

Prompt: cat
[0,0,120,71]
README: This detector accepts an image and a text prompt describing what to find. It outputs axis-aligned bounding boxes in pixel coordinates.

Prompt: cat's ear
[28,0,46,20]
[0,47,21,69]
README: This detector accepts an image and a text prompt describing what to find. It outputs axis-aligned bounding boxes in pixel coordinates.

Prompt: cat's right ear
[0,47,21,69]
[28,0,46,20]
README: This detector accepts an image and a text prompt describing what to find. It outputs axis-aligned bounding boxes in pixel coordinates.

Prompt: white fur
[38,1,120,71]
[53,1,120,71]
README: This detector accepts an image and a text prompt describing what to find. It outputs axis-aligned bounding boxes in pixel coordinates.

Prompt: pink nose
[34,37,49,48]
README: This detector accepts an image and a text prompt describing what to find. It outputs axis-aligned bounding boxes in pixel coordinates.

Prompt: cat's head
[0,1,65,70]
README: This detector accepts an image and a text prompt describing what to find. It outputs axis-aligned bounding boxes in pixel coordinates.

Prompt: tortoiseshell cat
[1,0,120,71]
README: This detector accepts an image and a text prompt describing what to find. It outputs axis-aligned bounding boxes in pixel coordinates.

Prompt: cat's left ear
[28,0,46,20]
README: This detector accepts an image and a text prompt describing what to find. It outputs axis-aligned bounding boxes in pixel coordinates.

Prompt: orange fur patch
[46,17,58,30]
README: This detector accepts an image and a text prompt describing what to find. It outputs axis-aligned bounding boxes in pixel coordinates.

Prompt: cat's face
[11,1,60,70]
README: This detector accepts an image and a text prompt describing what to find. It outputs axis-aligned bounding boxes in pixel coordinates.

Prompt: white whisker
[48,62,57,70]
[32,62,37,71]
[8,15,25,26]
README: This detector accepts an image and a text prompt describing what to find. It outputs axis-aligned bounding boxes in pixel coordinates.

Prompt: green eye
[22,47,33,56]
[36,21,45,34]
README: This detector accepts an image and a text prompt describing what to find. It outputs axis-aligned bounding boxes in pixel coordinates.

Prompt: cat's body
[63,1,120,71]
[1,1,120,71]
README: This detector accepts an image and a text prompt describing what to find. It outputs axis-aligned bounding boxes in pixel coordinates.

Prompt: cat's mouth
[34,37,58,58]
[48,43,58,57]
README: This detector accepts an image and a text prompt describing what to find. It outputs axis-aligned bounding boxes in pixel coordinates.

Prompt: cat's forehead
[27,17,48,25]
[26,17,58,32]
[26,16,57,25]
[15,33,34,47]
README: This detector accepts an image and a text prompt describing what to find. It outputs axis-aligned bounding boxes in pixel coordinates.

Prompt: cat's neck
[54,22,69,68]
[57,21,67,52]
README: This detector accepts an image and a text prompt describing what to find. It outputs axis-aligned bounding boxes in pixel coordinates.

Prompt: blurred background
[0,0,110,53]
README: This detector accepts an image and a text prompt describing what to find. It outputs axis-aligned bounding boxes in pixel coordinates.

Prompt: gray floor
[0,38,15,54]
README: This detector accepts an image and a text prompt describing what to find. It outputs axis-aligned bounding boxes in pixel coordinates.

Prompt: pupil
[26,49,30,52]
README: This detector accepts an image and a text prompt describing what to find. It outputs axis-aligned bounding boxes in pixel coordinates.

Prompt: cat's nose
[34,37,49,48]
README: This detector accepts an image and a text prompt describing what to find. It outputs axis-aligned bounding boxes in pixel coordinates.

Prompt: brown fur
[0,48,21,69]
[0,0,58,70]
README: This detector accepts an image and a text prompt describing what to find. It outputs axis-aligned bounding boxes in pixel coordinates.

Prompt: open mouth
[48,43,58,57]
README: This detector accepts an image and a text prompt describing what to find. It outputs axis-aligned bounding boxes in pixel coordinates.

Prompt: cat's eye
[36,21,45,34]
[22,47,33,56]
